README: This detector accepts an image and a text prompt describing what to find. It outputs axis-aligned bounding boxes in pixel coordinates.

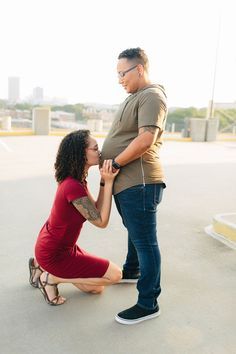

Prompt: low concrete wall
[189,117,219,142]
[190,118,207,142]
[32,107,51,135]
[206,118,219,142]
[0,116,12,130]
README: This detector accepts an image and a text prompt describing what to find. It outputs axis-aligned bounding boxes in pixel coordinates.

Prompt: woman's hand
[100,159,119,182]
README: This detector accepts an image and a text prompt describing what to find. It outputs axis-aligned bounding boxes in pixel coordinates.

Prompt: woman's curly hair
[54,129,90,183]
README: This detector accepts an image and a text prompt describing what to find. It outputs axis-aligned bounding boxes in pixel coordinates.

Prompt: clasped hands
[100,159,119,183]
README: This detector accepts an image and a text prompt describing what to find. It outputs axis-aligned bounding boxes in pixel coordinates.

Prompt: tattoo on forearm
[139,126,158,135]
[73,197,101,221]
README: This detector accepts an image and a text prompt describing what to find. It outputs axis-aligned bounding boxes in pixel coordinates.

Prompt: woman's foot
[38,272,66,306]
[28,257,43,288]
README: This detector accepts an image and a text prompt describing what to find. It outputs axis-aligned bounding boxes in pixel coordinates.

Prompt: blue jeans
[114,183,165,310]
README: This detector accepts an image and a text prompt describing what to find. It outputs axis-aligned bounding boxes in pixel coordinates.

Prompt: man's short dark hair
[118,47,149,72]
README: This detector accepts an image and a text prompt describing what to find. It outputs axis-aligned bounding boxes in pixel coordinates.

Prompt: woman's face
[85,136,100,167]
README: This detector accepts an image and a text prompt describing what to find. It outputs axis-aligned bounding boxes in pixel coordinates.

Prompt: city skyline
[8,76,20,104]
[1,0,236,108]
[3,76,236,109]
[3,77,69,106]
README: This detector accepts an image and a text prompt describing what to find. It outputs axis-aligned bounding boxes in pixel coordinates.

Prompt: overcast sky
[0,0,235,107]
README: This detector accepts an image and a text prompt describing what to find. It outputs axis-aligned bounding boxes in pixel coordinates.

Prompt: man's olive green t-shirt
[101,84,168,195]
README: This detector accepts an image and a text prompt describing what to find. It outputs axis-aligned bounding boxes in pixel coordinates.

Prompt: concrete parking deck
[0,136,236,354]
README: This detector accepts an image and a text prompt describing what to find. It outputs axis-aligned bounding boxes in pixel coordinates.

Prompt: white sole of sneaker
[118,279,138,284]
[115,309,161,325]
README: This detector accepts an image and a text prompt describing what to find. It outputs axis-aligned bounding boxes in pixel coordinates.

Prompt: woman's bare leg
[50,261,121,287]
[39,272,66,305]
[72,261,120,294]
[38,262,121,302]
[31,258,43,284]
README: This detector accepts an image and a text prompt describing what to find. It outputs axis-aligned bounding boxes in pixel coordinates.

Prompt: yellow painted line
[93,133,107,138]
[0,139,13,151]
[49,133,192,141]
[49,130,68,136]
[217,138,236,142]
[164,137,192,142]
[49,131,108,138]
[0,130,34,136]
[0,130,108,138]
[0,130,235,142]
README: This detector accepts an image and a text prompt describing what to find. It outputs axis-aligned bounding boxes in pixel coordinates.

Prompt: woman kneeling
[29,130,121,306]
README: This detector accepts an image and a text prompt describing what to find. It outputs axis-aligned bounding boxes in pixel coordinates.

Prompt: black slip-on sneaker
[115,303,161,325]
[119,270,140,284]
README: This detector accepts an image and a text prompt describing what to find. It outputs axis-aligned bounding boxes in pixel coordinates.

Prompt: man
[102,47,167,325]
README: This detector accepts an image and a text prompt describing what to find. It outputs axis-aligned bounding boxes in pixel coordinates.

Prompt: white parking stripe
[0,139,13,152]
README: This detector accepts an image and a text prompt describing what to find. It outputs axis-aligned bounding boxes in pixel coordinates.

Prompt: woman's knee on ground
[74,283,104,294]
[89,286,104,294]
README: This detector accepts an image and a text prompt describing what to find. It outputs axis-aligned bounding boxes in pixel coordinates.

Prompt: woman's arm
[85,181,105,210]
[72,160,118,228]
[72,180,113,228]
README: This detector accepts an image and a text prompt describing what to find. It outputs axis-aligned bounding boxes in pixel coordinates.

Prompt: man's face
[117,58,139,94]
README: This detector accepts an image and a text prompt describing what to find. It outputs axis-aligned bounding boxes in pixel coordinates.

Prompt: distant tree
[51,103,86,121]
[215,109,236,130]
[167,107,206,131]
[51,104,73,112]
[74,103,85,121]
[166,106,236,132]
[0,99,7,109]
[14,103,33,110]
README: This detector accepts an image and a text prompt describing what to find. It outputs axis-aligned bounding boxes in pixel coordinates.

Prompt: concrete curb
[213,213,236,241]
[1,130,236,142]
[205,212,236,249]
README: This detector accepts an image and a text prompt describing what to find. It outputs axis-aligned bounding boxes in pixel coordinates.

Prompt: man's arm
[114,126,159,167]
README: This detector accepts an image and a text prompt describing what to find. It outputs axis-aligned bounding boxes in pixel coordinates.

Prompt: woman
[29,130,121,306]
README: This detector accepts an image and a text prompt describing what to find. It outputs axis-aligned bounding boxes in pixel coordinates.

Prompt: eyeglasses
[118,65,138,79]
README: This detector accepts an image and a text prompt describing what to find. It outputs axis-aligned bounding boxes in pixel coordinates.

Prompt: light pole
[207,14,222,119]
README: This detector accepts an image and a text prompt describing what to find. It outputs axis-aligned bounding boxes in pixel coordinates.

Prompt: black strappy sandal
[28,257,43,288]
[37,272,65,306]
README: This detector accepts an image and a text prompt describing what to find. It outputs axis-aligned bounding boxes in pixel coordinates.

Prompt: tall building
[32,87,44,104]
[8,77,20,104]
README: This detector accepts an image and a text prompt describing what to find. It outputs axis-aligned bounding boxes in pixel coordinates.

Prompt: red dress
[35,176,109,278]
